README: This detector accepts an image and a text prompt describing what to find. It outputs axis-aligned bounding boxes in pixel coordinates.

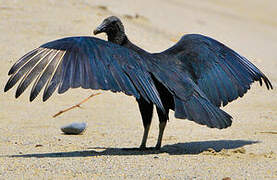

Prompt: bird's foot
[138,146,161,152]
[136,144,162,151]
[155,144,161,150]
[139,145,147,151]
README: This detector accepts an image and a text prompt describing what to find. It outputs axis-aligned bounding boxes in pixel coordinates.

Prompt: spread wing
[144,59,232,129]
[162,34,272,107]
[4,36,164,110]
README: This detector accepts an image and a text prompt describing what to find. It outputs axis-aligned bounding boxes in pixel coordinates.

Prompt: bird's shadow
[5,140,258,158]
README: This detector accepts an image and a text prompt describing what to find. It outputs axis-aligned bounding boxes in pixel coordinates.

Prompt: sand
[0,0,276,179]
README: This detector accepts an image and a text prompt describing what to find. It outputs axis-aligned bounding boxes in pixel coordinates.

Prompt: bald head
[93,16,126,44]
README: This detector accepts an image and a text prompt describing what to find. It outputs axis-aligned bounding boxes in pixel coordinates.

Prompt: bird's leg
[156,121,167,149]
[137,98,153,149]
[140,123,151,149]
[155,108,169,149]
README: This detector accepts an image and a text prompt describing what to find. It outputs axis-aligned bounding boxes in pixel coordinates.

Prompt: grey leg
[155,121,167,149]
[140,124,151,149]
[136,98,153,149]
[155,108,169,149]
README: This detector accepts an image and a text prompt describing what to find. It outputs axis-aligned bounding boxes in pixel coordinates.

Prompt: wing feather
[162,34,272,107]
[5,36,164,111]
[8,48,40,75]
[30,50,61,101]
[4,49,49,92]
[15,49,55,98]
[43,51,66,101]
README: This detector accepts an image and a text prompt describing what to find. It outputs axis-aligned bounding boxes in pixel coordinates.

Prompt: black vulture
[5,16,272,149]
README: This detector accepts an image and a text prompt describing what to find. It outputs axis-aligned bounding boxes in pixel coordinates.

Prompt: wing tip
[217,112,233,129]
[15,89,21,99]
[42,96,48,102]
[4,82,13,92]
[174,94,233,129]
[29,96,35,102]
[8,69,14,76]
[262,76,273,90]
[4,85,9,93]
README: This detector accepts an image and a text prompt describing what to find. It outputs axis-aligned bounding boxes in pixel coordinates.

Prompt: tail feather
[174,94,232,129]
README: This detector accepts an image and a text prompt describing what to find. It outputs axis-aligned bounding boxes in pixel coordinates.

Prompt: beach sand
[0,0,276,179]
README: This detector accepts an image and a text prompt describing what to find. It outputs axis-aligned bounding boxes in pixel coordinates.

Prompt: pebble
[60,122,87,135]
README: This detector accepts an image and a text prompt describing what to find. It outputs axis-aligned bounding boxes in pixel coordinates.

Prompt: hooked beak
[93,22,106,35]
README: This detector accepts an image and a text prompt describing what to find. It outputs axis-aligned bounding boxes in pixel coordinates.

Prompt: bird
[4,16,272,150]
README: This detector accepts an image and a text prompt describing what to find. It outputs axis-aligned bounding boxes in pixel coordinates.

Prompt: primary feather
[5,36,164,111]
[162,34,272,107]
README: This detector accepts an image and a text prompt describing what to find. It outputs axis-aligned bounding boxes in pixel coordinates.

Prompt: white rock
[60,122,87,135]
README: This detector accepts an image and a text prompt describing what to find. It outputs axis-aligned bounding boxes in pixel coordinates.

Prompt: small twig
[52,92,101,118]
[259,131,277,135]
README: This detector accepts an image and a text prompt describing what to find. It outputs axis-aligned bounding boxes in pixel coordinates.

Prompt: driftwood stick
[52,92,101,118]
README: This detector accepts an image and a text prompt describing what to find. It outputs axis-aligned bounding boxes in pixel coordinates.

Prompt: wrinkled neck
[107,31,127,45]
[107,30,151,56]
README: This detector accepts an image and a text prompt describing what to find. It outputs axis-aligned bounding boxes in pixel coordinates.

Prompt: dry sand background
[0,0,276,179]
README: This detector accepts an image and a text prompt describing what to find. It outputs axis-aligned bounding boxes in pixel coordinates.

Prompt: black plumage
[5,16,272,149]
